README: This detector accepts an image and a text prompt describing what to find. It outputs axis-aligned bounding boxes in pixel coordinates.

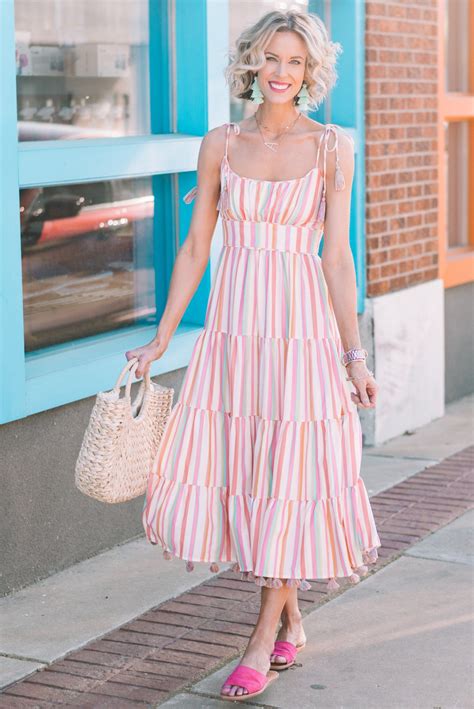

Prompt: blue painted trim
[308,0,366,313]
[18,135,203,187]
[149,0,171,134]
[176,0,210,327]
[327,0,366,314]
[0,0,26,424]
[23,324,204,421]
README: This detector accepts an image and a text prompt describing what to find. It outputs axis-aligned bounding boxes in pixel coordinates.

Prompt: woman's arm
[125,125,226,378]
[321,129,377,409]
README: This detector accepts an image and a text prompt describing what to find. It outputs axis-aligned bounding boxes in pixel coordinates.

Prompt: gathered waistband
[222,219,323,256]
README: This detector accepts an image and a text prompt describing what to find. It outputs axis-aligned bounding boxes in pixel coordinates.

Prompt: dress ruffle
[144,434,381,593]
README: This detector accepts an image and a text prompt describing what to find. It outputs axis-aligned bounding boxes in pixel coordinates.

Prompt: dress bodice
[183,121,349,234]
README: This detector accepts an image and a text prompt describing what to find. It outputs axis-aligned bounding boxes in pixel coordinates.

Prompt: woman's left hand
[345,360,378,408]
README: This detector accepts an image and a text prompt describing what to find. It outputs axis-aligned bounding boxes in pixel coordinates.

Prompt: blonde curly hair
[224,10,342,112]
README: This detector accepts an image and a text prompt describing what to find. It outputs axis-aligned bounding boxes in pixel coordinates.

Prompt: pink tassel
[185,561,194,572]
[210,562,219,573]
[349,573,360,585]
[327,578,340,591]
[183,185,197,204]
[299,579,312,591]
[255,576,266,587]
[363,548,378,565]
[355,564,368,576]
[315,195,326,225]
[241,571,250,580]
[163,550,172,560]
[231,562,240,573]
[247,570,256,581]
[272,578,283,588]
[265,578,275,588]
[334,164,345,191]
[286,578,299,588]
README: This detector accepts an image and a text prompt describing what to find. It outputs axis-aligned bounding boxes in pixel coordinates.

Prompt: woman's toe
[271,653,287,664]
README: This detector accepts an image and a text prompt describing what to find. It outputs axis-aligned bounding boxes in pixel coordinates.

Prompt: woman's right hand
[125,333,170,379]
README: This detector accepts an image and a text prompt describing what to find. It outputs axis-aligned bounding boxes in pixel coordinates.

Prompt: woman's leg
[221,585,291,697]
[270,588,307,665]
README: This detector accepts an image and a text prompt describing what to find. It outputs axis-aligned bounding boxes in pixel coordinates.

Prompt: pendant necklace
[255,111,302,152]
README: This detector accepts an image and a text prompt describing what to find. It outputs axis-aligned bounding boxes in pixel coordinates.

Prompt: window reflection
[21,177,157,351]
[15,0,150,141]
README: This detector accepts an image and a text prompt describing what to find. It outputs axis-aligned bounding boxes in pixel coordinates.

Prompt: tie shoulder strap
[316,123,349,198]
[224,122,241,160]
[183,122,240,205]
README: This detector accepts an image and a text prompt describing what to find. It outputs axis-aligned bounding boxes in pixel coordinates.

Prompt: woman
[126,9,381,702]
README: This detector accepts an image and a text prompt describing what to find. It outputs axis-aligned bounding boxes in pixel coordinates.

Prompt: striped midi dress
[142,121,381,593]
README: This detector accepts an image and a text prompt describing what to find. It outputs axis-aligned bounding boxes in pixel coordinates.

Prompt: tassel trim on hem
[152,542,380,593]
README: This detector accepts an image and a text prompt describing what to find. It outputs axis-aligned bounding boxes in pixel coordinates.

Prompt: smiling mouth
[268,81,292,92]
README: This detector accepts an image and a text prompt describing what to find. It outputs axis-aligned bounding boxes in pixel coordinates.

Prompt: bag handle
[113,357,152,400]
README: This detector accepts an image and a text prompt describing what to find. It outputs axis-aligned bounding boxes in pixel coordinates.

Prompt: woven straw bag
[75,356,174,503]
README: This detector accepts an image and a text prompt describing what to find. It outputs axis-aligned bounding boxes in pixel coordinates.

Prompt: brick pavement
[1,445,472,708]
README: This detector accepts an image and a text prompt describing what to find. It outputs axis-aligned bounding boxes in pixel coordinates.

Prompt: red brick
[200,619,257,637]
[84,639,153,659]
[67,694,142,708]
[0,697,48,708]
[5,682,79,703]
[105,630,171,649]
[66,649,133,668]
[110,669,185,693]
[172,592,233,609]
[121,619,184,638]
[140,609,203,628]
[164,638,230,658]
[147,648,220,670]
[81,681,166,703]
[182,628,245,649]
[128,659,193,680]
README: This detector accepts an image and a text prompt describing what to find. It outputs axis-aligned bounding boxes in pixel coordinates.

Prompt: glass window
[445,0,470,93]
[15,0,150,141]
[445,120,472,249]
[20,176,162,351]
[229,0,310,123]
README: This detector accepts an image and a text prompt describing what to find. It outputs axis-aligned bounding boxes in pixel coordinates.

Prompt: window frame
[0,0,229,424]
[437,0,474,288]
[310,0,366,314]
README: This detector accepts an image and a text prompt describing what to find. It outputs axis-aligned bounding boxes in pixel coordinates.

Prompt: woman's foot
[270,612,307,666]
[221,635,274,698]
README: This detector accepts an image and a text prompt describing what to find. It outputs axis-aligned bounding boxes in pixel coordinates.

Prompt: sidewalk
[1,394,473,707]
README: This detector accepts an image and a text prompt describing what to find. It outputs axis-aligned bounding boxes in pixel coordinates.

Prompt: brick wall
[364,0,439,296]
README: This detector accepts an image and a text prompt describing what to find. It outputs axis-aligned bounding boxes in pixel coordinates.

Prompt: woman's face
[257,30,307,106]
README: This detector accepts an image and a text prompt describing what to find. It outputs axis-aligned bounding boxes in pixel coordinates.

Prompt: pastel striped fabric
[143,122,381,592]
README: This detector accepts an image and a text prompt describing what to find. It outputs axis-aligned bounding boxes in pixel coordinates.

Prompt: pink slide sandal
[220,663,279,701]
[270,640,306,670]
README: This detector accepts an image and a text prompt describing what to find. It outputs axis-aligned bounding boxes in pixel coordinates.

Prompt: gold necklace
[255,111,302,152]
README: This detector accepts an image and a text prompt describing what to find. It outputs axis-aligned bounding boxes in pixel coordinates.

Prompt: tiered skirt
[142,221,381,592]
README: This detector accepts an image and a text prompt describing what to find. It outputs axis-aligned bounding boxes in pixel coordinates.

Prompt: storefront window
[229,0,310,123]
[15,0,150,141]
[21,176,159,351]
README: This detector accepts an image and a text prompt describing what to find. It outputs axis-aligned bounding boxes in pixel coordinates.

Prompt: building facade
[1,0,472,596]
